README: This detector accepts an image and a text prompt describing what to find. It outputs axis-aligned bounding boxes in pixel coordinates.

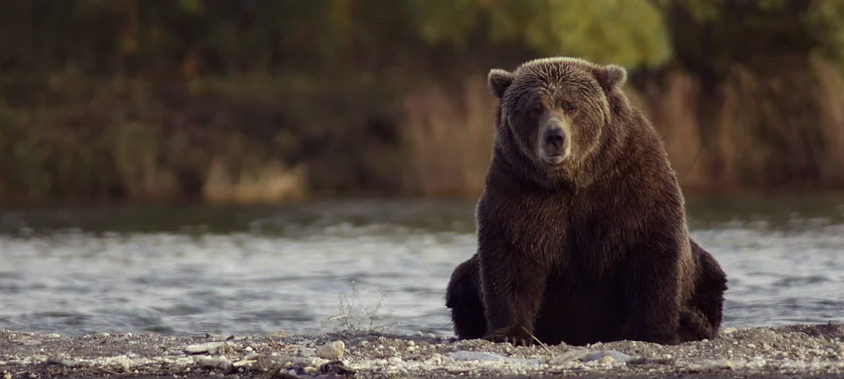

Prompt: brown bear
[444,57,728,346]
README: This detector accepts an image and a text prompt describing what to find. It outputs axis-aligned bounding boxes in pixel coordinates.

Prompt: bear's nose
[543,124,566,151]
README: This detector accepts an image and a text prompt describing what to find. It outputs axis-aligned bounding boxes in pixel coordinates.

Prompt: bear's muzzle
[539,117,570,164]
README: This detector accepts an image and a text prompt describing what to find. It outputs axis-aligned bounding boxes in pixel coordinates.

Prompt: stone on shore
[2,323,844,378]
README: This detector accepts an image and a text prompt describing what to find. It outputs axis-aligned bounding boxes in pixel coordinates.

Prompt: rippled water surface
[1,196,844,337]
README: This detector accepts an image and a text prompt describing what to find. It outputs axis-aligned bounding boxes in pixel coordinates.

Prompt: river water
[1,196,843,337]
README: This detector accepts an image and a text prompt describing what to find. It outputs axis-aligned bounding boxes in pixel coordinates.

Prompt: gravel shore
[3,324,844,379]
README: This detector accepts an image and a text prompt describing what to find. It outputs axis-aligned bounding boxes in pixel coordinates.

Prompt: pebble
[587,350,636,363]
[316,341,345,359]
[268,331,290,338]
[44,333,61,339]
[550,349,589,365]
[7,325,844,378]
[195,356,232,372]
[102,355,133,371]
[31,354,48,363]
[232,359,253,368]
[600,356,616,365]
[299,348,315,358]
[183,342,226,355]
[763,343,773,351]
[450,351,504,362]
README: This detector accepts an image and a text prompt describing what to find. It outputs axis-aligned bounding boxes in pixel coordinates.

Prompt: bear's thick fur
[444,57,728,346]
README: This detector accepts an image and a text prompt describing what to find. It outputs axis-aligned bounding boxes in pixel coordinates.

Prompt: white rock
[600,356,616,364]
[183,342,225,354]
[449,351,504,362]
[101,355,134,371]
[299,348,315,357]
[174,357,193,367]
[583,350,636,363]
[550,349,589,365]
[195,356,232,372]
[232,359,253,368]
[721,327,738,334]
[316,341,345,359]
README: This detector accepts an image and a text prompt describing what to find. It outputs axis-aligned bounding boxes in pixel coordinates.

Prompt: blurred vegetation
[1,0,844,205]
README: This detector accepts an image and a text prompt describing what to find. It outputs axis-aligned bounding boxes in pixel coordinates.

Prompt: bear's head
[487,57,631,188]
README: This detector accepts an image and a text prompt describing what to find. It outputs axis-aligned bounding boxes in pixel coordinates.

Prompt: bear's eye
[528,103,544,119]
[560,100,577,113]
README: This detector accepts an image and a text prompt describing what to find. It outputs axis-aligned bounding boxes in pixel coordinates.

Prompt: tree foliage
[654,0,844,79]
[1,0,842,76]
[2,0,844,202]
[409,0,671,68]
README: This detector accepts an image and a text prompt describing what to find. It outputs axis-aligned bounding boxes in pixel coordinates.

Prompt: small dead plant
[328,280,395,335]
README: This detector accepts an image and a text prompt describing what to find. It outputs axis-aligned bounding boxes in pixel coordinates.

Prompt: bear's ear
[487,68,514,99]
[594,64,627,91]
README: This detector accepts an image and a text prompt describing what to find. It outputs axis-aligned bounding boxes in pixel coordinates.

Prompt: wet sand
[3,324,844,378]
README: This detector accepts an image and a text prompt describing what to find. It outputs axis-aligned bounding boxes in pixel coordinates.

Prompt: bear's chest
[498,194,630,279]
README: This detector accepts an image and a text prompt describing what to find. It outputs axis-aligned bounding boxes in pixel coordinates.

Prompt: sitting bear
[444,57,728,346]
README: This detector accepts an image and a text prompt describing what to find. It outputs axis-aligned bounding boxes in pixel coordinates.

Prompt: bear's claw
[482,329,535,347]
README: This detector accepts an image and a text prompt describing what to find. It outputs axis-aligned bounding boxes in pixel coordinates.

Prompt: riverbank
[3,324,844,378]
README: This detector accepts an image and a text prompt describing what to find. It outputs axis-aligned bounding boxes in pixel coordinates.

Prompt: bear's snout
[540,118,569,164]
[544,125,565,150]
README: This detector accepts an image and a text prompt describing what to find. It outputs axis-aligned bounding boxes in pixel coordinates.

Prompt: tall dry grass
[401,76,496,197]
[0,73,311,205]
[708,62,840,190]
[810,56,844,187]
[202,158,306,204]
[631,70,707,189]
[637,57,844,193]
[401,59,844,197]
[4,61,844,205]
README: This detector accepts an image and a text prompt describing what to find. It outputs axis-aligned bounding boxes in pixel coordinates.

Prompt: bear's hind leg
[683,239,728,340]
[445,255,487,340]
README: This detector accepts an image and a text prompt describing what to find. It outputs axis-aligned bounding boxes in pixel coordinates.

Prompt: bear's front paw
[635,328,681,346]
[482,327,535,347]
